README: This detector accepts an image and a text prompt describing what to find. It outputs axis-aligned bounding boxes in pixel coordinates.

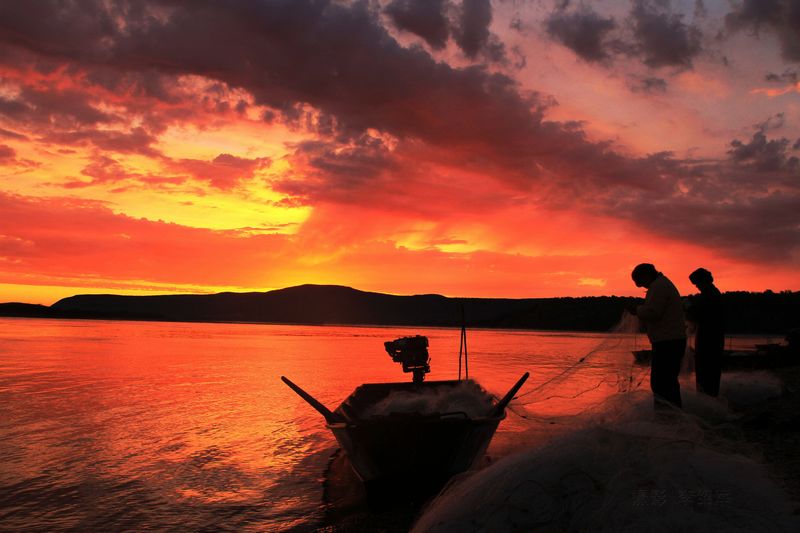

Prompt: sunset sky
[1,0,799,304]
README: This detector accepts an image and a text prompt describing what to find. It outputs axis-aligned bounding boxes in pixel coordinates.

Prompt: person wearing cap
[628,263,687,409]
[687,268,724,396]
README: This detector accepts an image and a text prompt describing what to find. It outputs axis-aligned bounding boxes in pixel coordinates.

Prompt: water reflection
[0,318,775,530]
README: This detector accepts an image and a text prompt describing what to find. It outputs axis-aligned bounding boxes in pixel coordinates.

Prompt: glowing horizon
[1,1,799,305]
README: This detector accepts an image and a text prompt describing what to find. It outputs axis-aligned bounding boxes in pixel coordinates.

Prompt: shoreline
[0,314,792,339]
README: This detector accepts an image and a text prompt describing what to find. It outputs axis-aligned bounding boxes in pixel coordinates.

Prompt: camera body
[384,335,431,383]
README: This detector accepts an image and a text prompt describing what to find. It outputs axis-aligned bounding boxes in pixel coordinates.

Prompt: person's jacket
[687,285,724,350]
[637,274,687,343]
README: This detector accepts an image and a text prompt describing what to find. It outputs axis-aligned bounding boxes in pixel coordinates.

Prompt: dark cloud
[384,0,507,62]
[0,78,175,164]
[543,1,702,71]
[756,113,786,132]
[545,6,617,63]
[613,191,800,260]
[0,0,797,261]
[629,0,702,68]
[84,68,185,105]
[158,2,511,136]
[280,124,691,220]
[728,130,799,173]
[0,85,116,128]
[725,0,800,62]
[596,128,800,261]
[629,76,668,93]
[765,68,798,83]
[43,127,160,157]
[0,1,522,148]
[509,13,525,32]
[385,0,450,49]
[275,132,529,217]
[694,0,708,19]
[292,137,395,182]
[566,125,800,261]
[454,0,493,58]
[0,1,116,62]
[276,135,403,206]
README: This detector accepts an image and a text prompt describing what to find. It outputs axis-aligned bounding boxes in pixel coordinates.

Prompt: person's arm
[685,294,703,323]
[636,281,668,322]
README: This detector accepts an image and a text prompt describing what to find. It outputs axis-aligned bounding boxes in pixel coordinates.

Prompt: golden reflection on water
[0,318,646,530]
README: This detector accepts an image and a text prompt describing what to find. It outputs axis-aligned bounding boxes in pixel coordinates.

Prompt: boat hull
[327,380,503,485]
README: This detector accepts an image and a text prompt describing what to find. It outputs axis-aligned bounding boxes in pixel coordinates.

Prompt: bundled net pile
[413,397,797,532]
[361,381,494,419]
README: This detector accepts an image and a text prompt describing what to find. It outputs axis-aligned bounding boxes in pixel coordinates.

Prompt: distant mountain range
[0,284,797,334]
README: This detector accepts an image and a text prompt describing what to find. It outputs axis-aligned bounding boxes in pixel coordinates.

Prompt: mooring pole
[458,304,463,380]
[460,304,469,380]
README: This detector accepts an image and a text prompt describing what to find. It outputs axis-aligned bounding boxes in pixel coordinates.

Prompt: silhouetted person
[628,263,687,410]
[687,268,724,397]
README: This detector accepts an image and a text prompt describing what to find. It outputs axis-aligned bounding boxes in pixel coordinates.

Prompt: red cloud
[64,154,185,189]
[0,0,797,275]
[44,127,160,156]
[166,154,271,190]
[0,192,288,287]
[0,142,39,170]
[0,191,797,299]
[0,144,15,161]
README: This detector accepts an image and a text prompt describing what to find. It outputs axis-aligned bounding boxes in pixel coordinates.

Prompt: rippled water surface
[0,318,775,531]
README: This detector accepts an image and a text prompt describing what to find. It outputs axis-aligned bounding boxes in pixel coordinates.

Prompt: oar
[489,372,530,418]
[281,376,345,424]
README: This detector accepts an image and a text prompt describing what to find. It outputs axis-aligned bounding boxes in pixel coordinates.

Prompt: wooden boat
[281,335,528,494]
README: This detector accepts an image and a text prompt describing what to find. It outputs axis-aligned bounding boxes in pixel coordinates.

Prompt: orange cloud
[1,189,798,305]
[751,82,800,98]
[0,0,798,305]
[165,153,271,190]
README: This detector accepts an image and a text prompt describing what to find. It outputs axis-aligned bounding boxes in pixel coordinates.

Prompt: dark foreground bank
[737,365,800,503]
[320,366,800,532]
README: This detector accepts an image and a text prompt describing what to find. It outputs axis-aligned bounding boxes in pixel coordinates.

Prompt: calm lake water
[0,318,779,531]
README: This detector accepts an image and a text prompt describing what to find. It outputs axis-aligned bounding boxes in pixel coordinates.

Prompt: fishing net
[411,315,797,532]
[508,311,648,418]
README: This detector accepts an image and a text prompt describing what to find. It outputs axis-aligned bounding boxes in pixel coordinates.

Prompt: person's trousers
[650,338,686,409]
[695,340,723,397]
